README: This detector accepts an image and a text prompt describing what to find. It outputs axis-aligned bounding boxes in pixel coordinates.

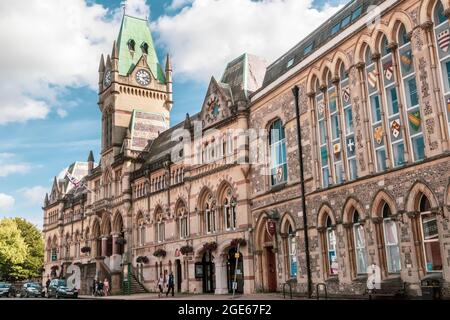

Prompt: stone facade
[43,0,450,298]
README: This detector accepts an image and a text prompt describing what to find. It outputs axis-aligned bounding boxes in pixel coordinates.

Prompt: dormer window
[127,39,135,51]
[141,42,149,55]
[287,58,294,68]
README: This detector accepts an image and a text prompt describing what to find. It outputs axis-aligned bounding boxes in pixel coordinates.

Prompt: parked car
[0,283,16,298]
[20,282,44,298]
[47,279,78,299]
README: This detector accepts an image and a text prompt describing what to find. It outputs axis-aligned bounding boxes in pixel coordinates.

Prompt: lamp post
[292,85,312,299]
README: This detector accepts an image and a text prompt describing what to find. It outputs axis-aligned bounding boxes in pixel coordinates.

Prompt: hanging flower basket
[153,249,167,258]
[203,241,217,251]
[115,237,127,245]
[81,246,91,253]
[136,256,149,264]
[230,238,247,248]
[180,245,194,255]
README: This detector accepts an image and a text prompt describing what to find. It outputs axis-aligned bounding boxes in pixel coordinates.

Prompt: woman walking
[103,278,110,296]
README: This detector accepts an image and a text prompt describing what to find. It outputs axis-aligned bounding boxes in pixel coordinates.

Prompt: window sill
[270,183,287,192]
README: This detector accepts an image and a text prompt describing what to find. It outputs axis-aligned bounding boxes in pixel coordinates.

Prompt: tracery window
[381,203,401,273]
[269,119,288,186]
[222,188,237,231]
[352,210,368,274]
[326,216,338,275]
[433,1,450,132]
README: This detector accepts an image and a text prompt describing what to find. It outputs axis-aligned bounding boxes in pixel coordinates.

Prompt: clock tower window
[127,39,135,52]
[141,42,149,55]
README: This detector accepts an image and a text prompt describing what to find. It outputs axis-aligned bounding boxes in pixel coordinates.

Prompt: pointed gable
[117,14,165,83]
[200,76,234,129]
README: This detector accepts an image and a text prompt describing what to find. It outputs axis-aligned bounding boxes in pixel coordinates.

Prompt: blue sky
[0,0,346,228]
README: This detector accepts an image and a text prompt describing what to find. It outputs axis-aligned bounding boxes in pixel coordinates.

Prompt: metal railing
[316,283,328,300]
[283,282,293,299]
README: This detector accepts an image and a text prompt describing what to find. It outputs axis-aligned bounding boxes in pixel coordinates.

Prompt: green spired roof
[117,15,165,83]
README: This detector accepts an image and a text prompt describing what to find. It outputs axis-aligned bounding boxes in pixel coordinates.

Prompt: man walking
[166,271,175,297]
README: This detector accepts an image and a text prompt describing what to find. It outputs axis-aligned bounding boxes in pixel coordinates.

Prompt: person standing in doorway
[157,273,165,298]
[166,271,175,297]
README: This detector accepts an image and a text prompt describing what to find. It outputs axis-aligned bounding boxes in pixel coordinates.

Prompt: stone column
[214,254,228,295]
[101,237,108,257]
[112,234,119,255]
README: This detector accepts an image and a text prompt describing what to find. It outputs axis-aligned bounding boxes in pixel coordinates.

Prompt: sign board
[234,253,240,259]
[235,269,242,275]
[232,282,238,290]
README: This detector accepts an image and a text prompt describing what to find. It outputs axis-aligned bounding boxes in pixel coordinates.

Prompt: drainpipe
[292,85,312,299]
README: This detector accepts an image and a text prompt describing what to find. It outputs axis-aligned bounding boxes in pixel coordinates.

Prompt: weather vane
[121,0,127,15]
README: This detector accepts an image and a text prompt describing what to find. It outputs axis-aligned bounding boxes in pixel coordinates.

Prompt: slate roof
[117,15,165,82]
[261,0,385,89]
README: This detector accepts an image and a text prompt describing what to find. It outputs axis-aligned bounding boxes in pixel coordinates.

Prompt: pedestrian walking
[92,278,97,296]
[166,271,175,297]
[103,278,110,296]
[157,273,165,298]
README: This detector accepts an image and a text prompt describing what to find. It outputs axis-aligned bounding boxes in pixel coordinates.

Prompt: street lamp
[292,85,312,299]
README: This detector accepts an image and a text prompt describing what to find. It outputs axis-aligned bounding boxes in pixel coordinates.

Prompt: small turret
[87,150,95,174]
[111,40,119,72]
[44,193,49,207]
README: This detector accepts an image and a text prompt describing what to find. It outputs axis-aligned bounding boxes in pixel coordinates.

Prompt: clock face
[103,70,112,88]
[136,69,151,86]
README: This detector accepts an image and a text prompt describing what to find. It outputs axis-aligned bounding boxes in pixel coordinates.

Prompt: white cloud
[166,0,194,11]
[0,0,150,125]
[0,193,15,212]
[0,153,31,177]
[19,186,49,205]
[153,0,343,82]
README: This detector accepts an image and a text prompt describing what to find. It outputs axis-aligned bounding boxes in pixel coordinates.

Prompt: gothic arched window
[352,210,368,274]
[419,194,442,272]
[127,39,135,51]
[325,216,338,275]
[340,63,357,181]
[269,119,288,186]
[141,42,149,55]
[316,79,331,187]
[365,45,387,172]
[397,26,425,163]
[433,1,450,132]
[382,203,401,273]
[223,188,237,231]
[287,224,297,278]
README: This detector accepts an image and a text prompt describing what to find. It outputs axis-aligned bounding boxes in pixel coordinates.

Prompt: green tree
[13,218,44,280]
[0,218,28,281]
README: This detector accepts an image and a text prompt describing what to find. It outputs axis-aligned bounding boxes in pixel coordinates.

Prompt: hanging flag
[400,51,412,73]
[390,119,401,138]
[438,29,450,53]
[333,143,341,155]
[408,111,421,132]
[65,172,92,193]
[374,126,383,145]
[367,70,378,88]
[342,87,351,103]
[383,61,394,81]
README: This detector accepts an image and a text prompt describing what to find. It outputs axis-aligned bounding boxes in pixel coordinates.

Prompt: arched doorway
[226,247,244,293]
[175,259,182,292]
[256,214,278,292]
[201,251,215,293]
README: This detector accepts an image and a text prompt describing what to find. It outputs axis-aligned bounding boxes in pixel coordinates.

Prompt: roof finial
[121,0,127,15]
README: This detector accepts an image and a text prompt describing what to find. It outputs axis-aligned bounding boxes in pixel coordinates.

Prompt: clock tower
[98,14,173,163]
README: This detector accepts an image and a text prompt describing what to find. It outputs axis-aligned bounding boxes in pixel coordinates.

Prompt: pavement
[78,292,308,300]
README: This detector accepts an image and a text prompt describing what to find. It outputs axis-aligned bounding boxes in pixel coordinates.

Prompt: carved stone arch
[319,60,334,84]
[373,28,392,53]
[371,190,398,218]
[52,234,58,247]
[332,50,351,77]
[135,210,144,223]
[112,210,124,233]
[445,181,450,206]
[354,35,375,64]
[306,68,321,93]
[254,211,270,251]
[420,0,449,25]
[174,197,187,216]
[197,186,214,211]
[91,216,101,239]
[342,197,366,224]
[100,212,112,236]
[280,212,296,233]
[317,203,336,228]
[405,181,440,212]
[154,205,164,222]
[216,179,235,204]
[217,238,234,255]
[388,11,415,42]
